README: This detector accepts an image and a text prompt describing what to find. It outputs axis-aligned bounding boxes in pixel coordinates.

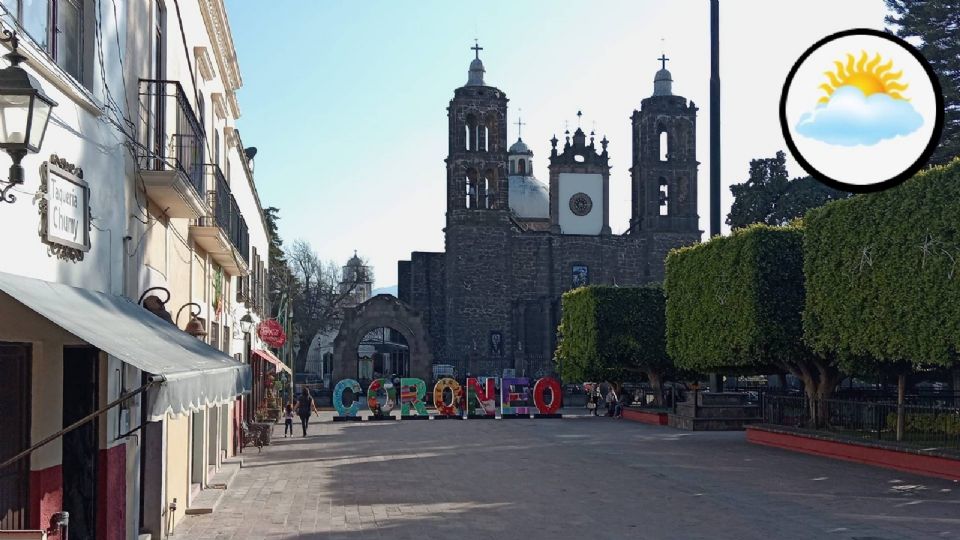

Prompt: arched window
[465,169,478,208]
[465,125,471,151]
[466,114,477,151]
[483,126,489,152]
[658,177,669,216]
[659,131,669,162]
[518,159,526,175]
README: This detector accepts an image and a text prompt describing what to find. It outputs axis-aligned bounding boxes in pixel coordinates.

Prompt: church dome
[508,175,549,219]
[653,67,673,96]
[509,137,531,155]
[347,251,363,267]
[466,57,486,86]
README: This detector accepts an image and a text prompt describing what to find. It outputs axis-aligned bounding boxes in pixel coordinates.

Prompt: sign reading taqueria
[41,156,90,259]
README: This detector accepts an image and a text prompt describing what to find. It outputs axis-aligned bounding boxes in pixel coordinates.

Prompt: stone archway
[331,295,434,383]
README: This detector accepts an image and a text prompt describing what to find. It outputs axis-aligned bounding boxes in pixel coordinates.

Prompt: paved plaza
[173,411,960,540]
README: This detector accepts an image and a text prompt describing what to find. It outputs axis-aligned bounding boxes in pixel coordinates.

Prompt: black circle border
[778,28,945,194]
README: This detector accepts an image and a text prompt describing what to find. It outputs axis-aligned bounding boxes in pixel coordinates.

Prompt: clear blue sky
[225,0,888,288]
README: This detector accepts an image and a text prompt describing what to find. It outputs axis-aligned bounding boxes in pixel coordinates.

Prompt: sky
[224,0,889,288]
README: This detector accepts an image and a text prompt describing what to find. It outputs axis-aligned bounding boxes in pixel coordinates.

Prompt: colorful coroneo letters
[432,378,462,416]
[331,376,563,418]
[466,377,497,416]
[500,377,533,415]
[333,378,362,416]
[366,378,397,413]
[532,377,562,414]
[400,378,428,415]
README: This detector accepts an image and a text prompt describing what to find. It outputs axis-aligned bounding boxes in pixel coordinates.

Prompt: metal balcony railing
[201,164,250,265]
[137,79,206,197]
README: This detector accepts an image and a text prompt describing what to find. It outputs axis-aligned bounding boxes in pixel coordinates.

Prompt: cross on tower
[576,110,583,129]
[472,39,483,59]
[514,109,526,138]
[659,53,670,70]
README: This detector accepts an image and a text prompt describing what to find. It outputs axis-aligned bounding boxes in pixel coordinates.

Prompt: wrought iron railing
[136,79,206,197]
[201,165,250,265]
[764,395,960,452]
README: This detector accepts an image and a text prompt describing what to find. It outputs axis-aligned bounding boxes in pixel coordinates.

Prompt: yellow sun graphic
[818,51,908,103]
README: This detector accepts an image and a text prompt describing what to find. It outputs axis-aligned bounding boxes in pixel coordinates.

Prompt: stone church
[396,46,701,379]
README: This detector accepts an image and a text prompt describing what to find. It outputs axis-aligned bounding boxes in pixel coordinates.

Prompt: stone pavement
[172,410,960,540]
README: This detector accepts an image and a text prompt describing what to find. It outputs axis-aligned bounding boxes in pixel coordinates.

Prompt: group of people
[586,386,628,418]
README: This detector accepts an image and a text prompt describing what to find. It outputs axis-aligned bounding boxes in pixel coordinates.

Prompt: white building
[0,2,278,538]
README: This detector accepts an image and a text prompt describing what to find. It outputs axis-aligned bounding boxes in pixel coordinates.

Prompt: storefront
[0,272,250,539]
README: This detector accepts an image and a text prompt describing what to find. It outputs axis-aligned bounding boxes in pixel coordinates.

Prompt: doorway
[0,343,31,530]
[62,346,99,540]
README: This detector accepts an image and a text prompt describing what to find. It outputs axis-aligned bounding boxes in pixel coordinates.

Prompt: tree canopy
[886,0,960,165]
[726,151,850,230]
[803,158,960,368]
[556,285,672,390]
[664,223,841,413]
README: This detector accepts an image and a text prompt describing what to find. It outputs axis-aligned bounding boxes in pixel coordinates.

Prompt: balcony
[190,165,250,276]
[136,79,208,218]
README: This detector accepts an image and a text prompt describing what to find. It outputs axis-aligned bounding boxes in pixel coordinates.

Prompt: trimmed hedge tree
[804,159,960,374]
[664,223,841,419]
[556,285,671,403]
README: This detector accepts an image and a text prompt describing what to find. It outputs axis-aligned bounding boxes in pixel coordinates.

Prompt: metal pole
[710,0,721,238]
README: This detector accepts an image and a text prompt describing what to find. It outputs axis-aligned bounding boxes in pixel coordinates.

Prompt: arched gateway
[331,295,434,383]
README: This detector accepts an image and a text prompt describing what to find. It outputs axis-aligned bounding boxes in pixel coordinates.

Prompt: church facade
[397,47,701,379]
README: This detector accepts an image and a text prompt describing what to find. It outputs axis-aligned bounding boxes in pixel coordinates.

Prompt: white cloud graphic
[795,85,923,146]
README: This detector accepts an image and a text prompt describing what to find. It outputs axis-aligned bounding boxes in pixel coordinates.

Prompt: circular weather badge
[780,28,943,192]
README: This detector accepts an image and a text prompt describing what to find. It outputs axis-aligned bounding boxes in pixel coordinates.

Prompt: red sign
[257,319,286,348]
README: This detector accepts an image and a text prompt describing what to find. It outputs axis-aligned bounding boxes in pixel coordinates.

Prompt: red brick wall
[96,445,126,540]
[28,465,61,531]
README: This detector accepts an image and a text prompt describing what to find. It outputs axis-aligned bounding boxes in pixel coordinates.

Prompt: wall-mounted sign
[258,318,286,348]
[38,155,91,262]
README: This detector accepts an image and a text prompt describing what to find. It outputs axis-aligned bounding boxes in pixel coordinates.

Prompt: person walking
[588,387,601,416]
[605,387,618,417]
[295,388,318,437]
[283,403,295,437]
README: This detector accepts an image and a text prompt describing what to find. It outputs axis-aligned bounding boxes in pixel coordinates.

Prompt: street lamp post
[0,30,57,205]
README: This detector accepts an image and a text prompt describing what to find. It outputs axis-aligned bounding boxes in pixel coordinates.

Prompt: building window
[659,130,669,162]
[659,177,670,216]
[214,130,220,167]
[210,323,220,349]
[572,265,588,288]
[518,159,526,175]
[3,0,86,83]
[222,326,230,353]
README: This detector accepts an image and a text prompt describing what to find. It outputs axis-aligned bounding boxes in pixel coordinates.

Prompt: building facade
[396,49,701,380]
[0,1,275,538]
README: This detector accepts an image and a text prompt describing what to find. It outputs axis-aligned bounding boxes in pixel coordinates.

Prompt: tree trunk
[953,368,960,407]
[648,370,663,407]
[896,373,906,442]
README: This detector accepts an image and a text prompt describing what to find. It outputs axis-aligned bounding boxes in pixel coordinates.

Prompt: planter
[252,422,273,446]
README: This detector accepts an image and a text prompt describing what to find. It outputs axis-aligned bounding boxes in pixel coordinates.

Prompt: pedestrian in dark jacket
[295,388,318,437]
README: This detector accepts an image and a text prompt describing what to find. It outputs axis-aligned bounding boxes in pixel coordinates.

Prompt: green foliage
[886,412,960,437]
[556,285,670,384]
[727,151,850,229]
[664,224,807,373]
[886,0,960,165]
[803,159,960,368]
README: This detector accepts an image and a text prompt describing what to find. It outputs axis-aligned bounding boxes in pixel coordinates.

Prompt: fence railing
[201,165,250,264]
[137,79,206,197]
[764,395,960,452]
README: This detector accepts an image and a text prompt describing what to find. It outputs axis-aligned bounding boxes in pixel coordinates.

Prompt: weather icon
[780,29,944,192]
[795,51,922,146]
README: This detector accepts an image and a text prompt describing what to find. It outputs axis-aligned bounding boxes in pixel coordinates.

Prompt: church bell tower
[445,42,509,217]
[630,55,700,234]
[443,43,513,376]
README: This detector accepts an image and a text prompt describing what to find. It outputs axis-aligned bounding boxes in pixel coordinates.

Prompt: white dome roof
[509,137,531,154]
[508,175,549,219]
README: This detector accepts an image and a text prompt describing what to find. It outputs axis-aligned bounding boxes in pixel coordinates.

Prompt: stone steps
[184,458,242,515]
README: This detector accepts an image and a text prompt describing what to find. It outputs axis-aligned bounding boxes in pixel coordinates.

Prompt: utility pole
[710,0,721,238]
[709,0,723,394]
